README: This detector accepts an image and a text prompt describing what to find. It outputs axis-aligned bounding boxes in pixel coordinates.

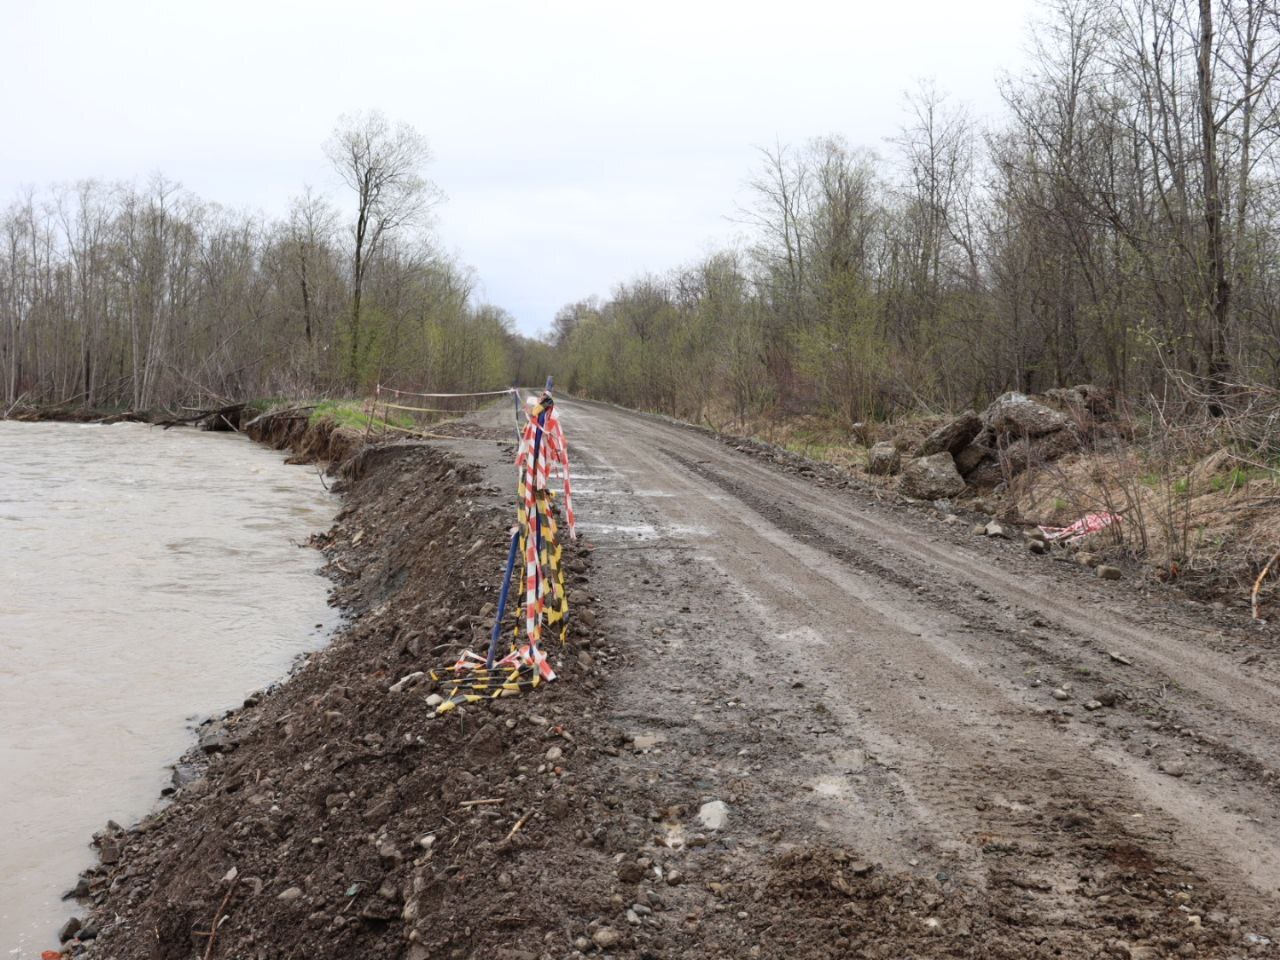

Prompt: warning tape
[378,384,517,399]
[432,387,576,713]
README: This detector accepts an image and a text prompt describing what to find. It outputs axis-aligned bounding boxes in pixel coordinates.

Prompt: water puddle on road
[0,422,338,957]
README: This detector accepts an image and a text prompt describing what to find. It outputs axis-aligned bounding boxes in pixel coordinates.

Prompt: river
[0,421,338,956]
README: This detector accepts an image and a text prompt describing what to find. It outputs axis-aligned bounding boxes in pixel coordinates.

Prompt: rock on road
[544,396,1280,945]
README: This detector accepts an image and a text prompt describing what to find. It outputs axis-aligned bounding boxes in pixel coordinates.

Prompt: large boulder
[983,392,1071,438]
[867,441,901,476]
[954,442,992,477]
[918,411,982,457]
[1043,384,1112,418]
[965,429,1083,488]
[901,453,966,500]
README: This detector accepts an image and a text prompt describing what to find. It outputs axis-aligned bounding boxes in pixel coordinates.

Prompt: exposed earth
[56,397,1280,959]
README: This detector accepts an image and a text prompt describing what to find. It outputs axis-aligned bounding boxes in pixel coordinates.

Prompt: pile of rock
[872,385,1111,499]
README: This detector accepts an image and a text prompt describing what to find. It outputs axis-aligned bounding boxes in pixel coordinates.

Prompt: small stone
[545,746,563,763]
[984,522,1007,538]
[1084,700,1103,711]
[574,936,590,951]
[593,926,621,948]
[59,917,82,943]
[626,908,640,925]
[389,671,425,694]
[1096,565,1122,580]
[617,862,646,884]
[1027,539,1048,555]
[971,524,988,537]
[277,886,304,901]
[418,834,436,849]
[697,800,730,831]
[223,866,239,883]
[1052,688,1070,701]
[425,693,443,708]
[665,869,684,886]
[1160,760,1187,778]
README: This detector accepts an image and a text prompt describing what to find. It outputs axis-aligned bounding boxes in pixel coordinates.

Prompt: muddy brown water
[0,422,337,957]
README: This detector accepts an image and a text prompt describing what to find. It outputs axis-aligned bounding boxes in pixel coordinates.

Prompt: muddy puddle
[0,422,337,956]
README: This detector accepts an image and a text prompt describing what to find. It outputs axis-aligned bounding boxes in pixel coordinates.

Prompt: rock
[901,453,966,500]
[697,800,730,831]
[1159,760,1187,777]
[425,693,443,708]
[198,722,230,754]
[954,442,992,476]
[617,861,646,884]
[1027,539,1048,555]
[1076,552,1099,568]
[389,671,425,693]
[971,523,987,537]
[984,392,1071,438]
[593,927,621,949]
[918,411,982,457]
[1096,565,1122,580]
[1052,688,1070,701]
[59,917,82,943]
[77,925,98,941]
[277,886,304,900]
[665,869,684,886]
[984,521,1008,539]
[545,745,563,763]
[867,442,901,476]
[1084,700,1103,711]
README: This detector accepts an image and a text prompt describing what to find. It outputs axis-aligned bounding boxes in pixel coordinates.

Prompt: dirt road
[549,396,1280,955]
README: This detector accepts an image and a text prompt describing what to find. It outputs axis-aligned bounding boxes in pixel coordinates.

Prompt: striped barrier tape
[432,386,576,713]
[1038,511,1122,542]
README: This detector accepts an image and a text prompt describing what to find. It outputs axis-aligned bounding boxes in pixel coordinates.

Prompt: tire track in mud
[561,399,1280,948]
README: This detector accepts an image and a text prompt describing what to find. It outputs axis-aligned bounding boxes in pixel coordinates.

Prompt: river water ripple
[0,422,337,956]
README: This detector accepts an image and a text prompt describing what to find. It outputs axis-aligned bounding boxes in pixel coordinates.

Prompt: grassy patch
[309,399,413,432]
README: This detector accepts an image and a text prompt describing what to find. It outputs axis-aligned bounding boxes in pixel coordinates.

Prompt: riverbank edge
[41,407,408,953]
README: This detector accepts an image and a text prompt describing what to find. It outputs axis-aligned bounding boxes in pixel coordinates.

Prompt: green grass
[1209,466,1276,492]
[308,399,413,432]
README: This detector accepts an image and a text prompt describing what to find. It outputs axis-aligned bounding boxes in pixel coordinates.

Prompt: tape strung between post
[377,384,518,399]
[432,391,576,713]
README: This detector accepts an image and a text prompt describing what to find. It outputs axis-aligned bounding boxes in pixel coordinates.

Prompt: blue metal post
[485,529,521,669]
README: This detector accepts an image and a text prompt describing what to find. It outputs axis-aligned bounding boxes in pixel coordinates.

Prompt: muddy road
[547,396,1280,954]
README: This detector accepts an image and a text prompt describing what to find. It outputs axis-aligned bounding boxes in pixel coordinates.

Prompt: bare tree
[325,111,438,384]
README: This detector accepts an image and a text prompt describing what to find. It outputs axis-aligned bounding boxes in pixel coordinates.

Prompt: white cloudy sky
[0,0,1035,335]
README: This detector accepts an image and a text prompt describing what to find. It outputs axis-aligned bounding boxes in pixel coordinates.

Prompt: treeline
[0,112,551,412]
[556,0,1280,426]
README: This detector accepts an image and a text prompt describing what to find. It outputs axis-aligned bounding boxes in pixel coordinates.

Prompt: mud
[54,400,1280,959]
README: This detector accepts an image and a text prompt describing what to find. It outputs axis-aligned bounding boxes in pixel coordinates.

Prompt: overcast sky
[0,0,1035,336]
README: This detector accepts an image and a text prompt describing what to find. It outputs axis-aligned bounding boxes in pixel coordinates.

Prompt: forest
[555,0,1280,429]
[0,112,552,412]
